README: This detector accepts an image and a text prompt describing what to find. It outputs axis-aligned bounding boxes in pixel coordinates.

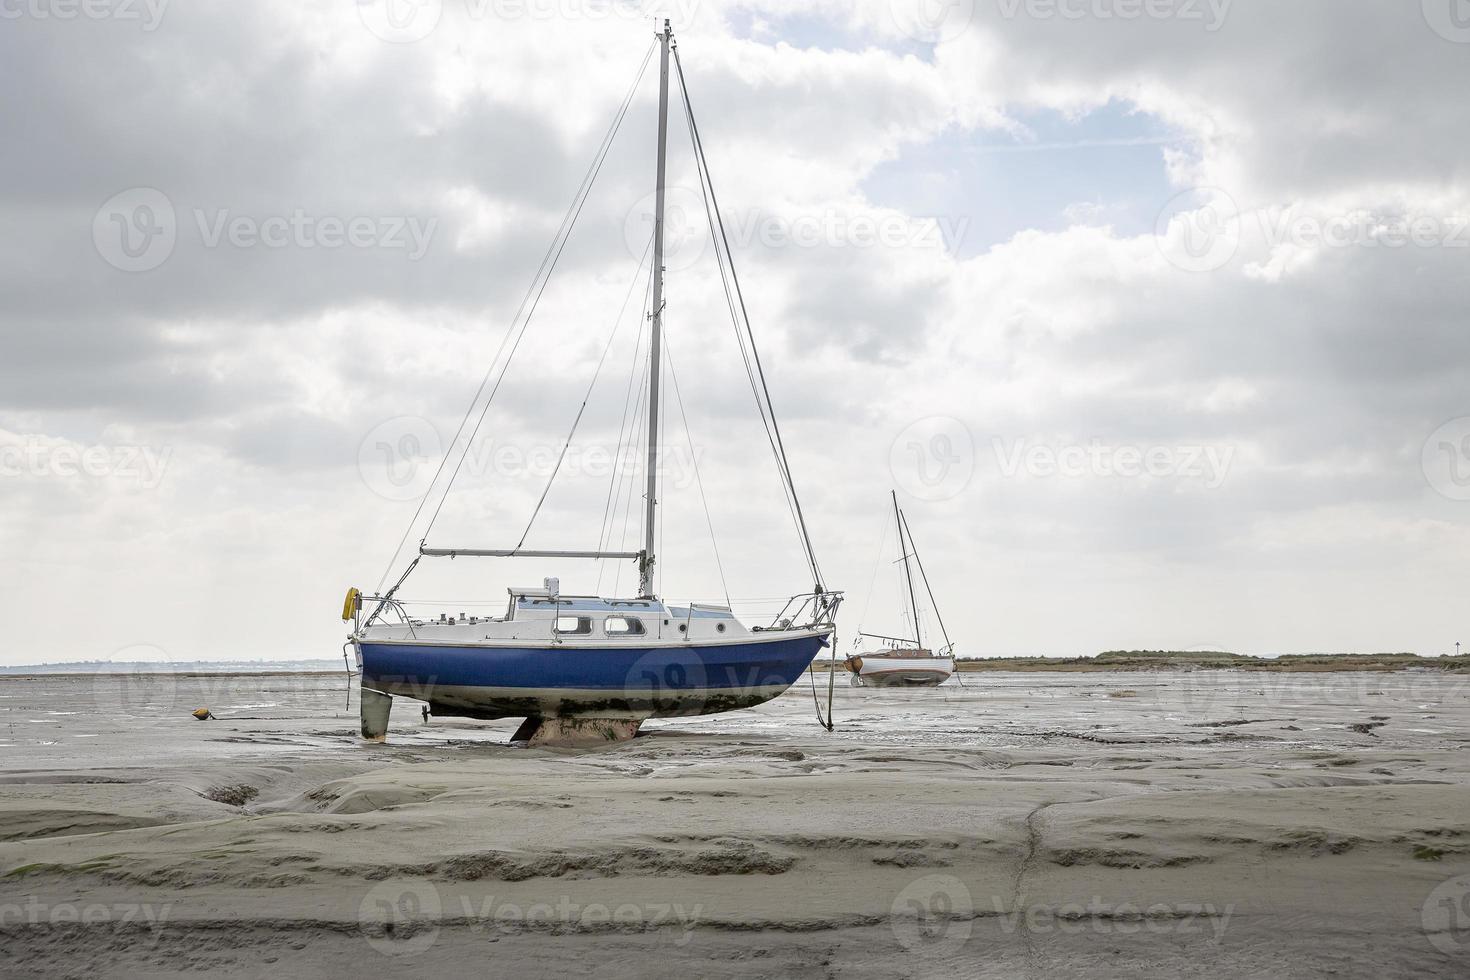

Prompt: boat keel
[511,716,642,748]
[360,686,392,741]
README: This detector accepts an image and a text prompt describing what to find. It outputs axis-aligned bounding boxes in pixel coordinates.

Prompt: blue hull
[360,631,830,720]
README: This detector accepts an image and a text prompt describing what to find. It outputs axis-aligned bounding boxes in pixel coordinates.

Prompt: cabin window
[604,616,646,636]
[554,616,591,634]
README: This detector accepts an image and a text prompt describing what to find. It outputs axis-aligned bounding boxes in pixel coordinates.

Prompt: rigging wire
[853,509,892,643]
[662,328,732,608]
[899,508,964,685]
[373,37,657,593]
[610,360,649,598]
[673,74,805,591]
[672,45,826,595]
[513,230,655,549]
[595,270,654,591]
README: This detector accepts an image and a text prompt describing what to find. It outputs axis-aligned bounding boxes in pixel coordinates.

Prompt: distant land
[820,651,1470,673]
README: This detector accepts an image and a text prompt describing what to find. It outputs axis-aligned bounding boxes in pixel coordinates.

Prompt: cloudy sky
[3,0,1468,665]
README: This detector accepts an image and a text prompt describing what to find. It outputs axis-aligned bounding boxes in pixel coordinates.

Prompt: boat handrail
[757,590,844,632]
[355,595,418,638]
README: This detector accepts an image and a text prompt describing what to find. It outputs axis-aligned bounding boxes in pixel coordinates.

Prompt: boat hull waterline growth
[359,630,831,727]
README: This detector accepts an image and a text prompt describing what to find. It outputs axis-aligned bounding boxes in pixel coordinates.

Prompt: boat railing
[757,590,844,632]
[356,594,419,637]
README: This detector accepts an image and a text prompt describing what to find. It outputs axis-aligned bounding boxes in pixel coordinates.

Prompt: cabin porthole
[678,623,687,633]
[716,623,726,633]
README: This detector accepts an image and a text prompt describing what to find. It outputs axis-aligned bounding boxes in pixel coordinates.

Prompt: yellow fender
[341,586,361,622]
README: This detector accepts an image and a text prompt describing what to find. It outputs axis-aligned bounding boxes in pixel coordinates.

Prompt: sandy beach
[2,669,1468,978]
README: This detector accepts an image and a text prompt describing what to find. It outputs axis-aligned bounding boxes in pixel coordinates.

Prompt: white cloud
[1,0,1467,661]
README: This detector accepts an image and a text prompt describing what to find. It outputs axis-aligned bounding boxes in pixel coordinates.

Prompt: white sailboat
[846,491,956,687]
[343,22,842,745]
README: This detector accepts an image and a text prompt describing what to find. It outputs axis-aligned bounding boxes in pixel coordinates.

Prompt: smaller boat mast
[893,489,923,648]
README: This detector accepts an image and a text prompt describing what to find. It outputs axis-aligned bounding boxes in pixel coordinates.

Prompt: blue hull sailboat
[344,22,840,745]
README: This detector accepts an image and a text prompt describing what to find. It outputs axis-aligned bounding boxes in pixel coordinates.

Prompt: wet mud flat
[2,670,1468,978]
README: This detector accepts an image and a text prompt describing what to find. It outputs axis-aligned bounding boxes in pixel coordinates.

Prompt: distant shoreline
[817,651,1470,673]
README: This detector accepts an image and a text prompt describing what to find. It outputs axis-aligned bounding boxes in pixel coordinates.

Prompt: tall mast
[893,489,922,647]
[639,20,672,599]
